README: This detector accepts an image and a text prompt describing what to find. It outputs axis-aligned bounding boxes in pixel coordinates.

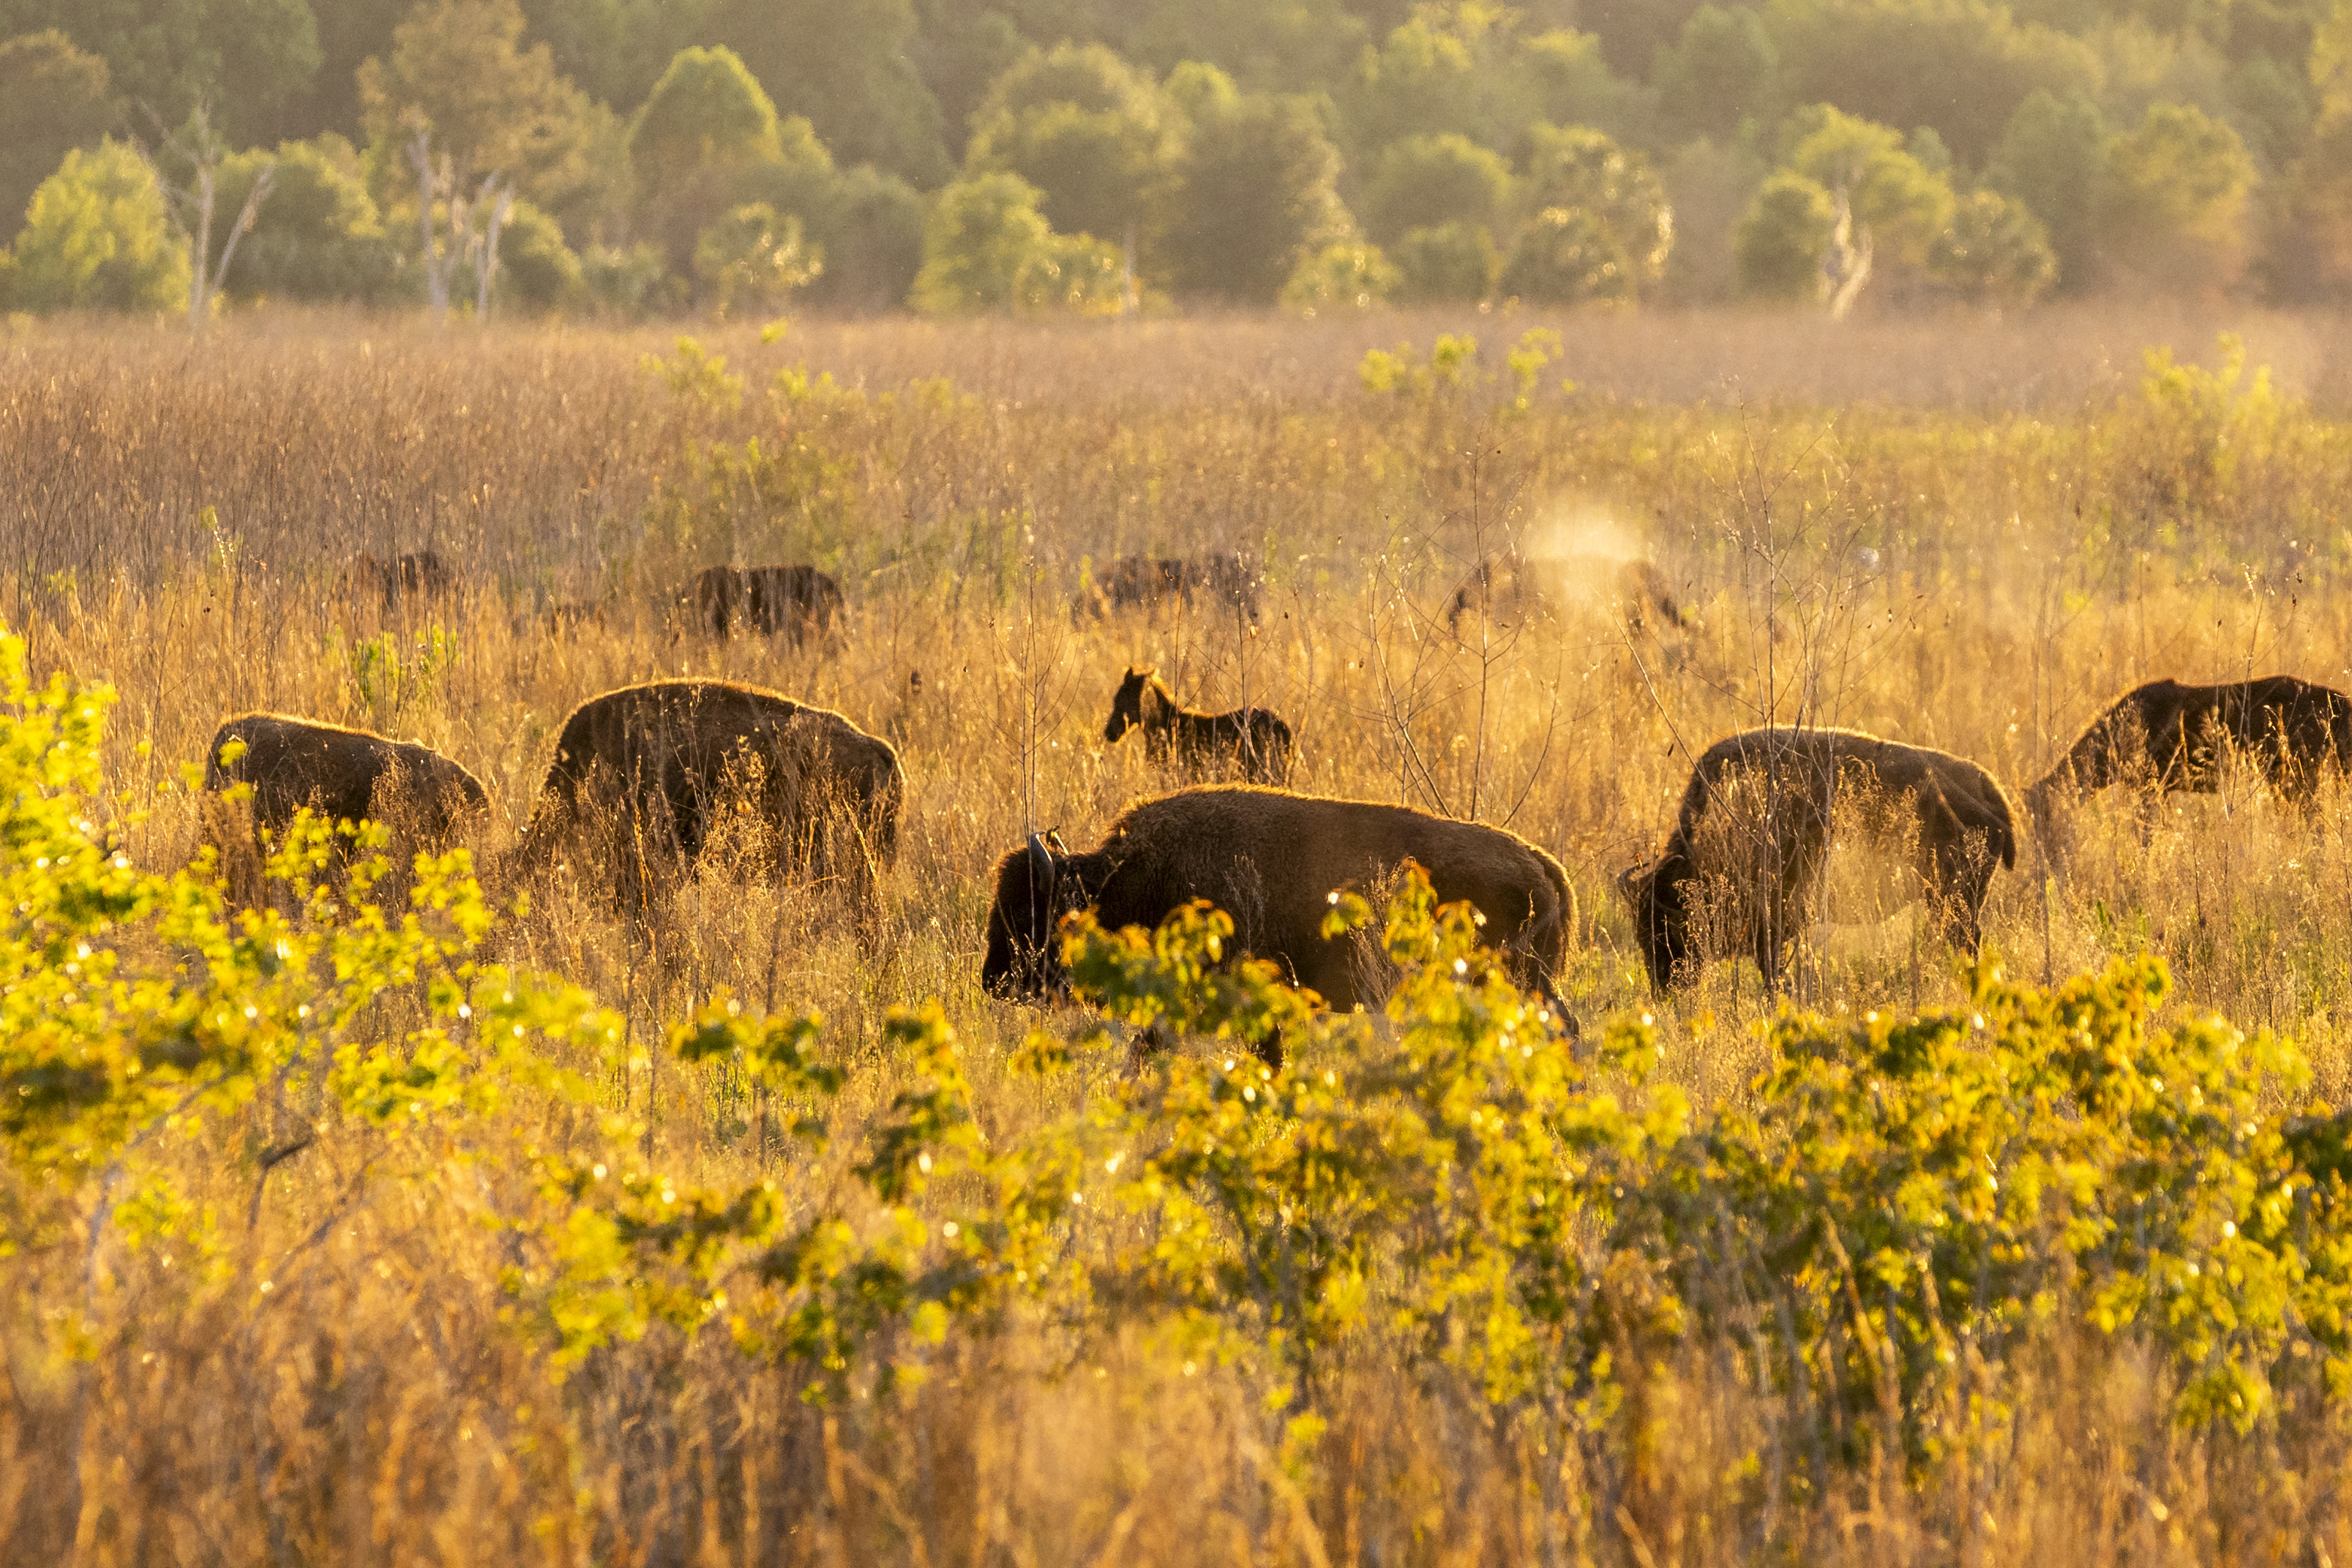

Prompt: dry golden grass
[5,307,2352,1564]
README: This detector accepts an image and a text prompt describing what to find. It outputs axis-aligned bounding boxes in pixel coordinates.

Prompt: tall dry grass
[5,307,2352,1564]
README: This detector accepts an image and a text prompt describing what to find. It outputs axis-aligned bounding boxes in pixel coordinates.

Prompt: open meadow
[7,304,2352,1565]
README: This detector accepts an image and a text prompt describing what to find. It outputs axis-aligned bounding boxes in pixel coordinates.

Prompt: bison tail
[1986,782,2020,871]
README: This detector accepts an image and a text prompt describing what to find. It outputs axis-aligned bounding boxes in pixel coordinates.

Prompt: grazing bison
[1103,667,1292,784]
[1619,727,2016,994]
[511,680,902,923]
[1446,552,1690,639]
[1085,553,1260,621]
[348,550,456,607]
[538,599,606,636]
[690,565,844,643]
[202,714,487,901]
[982,786,1574,1043]
[2026,676,2352,857]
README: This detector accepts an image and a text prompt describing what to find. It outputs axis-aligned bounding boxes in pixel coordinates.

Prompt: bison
[690,565,844,643]
[2026,676,2352,860]
[202,713,488,902]
[1445,552,1690,639]
[981,786,1574,1046]
[348,550,456,607]
[1103,667,1292,784]
[1619,727,2017,994]
[509,680,903,925]
[1085,553,1261,621]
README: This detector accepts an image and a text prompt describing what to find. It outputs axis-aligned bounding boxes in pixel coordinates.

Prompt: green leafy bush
[5,138,187,313]
[15,615,2352,1534]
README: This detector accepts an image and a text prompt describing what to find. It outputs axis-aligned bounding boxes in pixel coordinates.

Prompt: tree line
[1,0,2345,318]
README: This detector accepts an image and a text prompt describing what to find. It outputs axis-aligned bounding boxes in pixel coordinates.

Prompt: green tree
[1734,167,1835,297]
[1389,219,1501,299]
[1655,6,1779,141]
[1502,124,1673,301]
[1659,135,1769,301]
[965,43,1177,252]
[1338,2,1631,154]
[1281,239,1398,310]
[1780,104,1955,271]
[0,31,116,245]
[4,138,187,312]
[359,0,606,318]
[0,0,320,148]
[1161,80,1352,301]
[2270,0,2352,299]
[493,195,579,309]
[1929,187,2056,302]
[629,45,823,285]
[908,169,1052,312]
[2099,101,2258,292]
[703,0,950,187]
[1110,0,1368,95]
[693,201,820,315]
[214,136,396,303]
[1764,0,2100,164]
[1985,88,2108,289]
[801,164,925,310]
[1360,132,1514,244]
[910,4,1027,163]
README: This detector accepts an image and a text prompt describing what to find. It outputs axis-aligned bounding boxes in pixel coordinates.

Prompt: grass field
[5,304,2352,1564]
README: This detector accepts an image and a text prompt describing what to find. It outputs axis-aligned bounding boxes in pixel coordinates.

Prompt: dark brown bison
[1085,553,1260,621]
[538,599,607,636]
[348,550,456,607]
[510,680,902,923]
[2026,677,2352,857]
[982,787,1574,1043]
[1446,552,1690,638]
[1619,727,2016,994]
[1103,667,1292,784]
[202,714,488,901]
[690,565,844,642]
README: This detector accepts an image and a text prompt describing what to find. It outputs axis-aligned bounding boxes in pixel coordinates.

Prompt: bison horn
[1045,828,1069,855]
[1026,832,1056,882]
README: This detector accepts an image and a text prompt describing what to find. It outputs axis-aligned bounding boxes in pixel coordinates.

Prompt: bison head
[982,831,1079,997]
[1617,845,1694,995]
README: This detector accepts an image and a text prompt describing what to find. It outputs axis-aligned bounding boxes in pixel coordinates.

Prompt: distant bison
[1104,667,1292,784]
[1085,553,1260,621]
[1619,727,2016,993]
[538,599,607,636]
[202,713,487,901]
[691,565,844,642]
[982,786,1574,1043]
[1446,552,1690,639]
[2026,676,2352,858]
[511,680,902,923]
[347,550,456,607]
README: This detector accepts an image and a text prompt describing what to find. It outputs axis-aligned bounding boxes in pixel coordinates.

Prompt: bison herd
[201,547,2352,1045]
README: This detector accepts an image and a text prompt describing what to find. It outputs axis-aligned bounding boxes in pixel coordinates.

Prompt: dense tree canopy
[1,0,2342,311]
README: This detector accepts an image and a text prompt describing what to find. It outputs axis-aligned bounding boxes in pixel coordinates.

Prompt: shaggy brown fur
[690,565,844,642]
[1619,727,2017,994]
[202,714,487,901]
[982,786,1574,1042]
[1445,552,1690,638]
[2026,677,2352,854]
[510,680,902,923]
[348,550,456,607]
[1085,554,1260,621]
[1103,667,1292,784]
